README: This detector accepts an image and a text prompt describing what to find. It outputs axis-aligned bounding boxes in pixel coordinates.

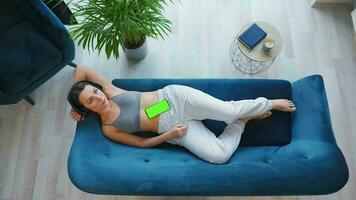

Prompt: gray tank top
[109,91,141,133]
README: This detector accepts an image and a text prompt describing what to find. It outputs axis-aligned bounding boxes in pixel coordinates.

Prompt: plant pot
[123,38,148,60]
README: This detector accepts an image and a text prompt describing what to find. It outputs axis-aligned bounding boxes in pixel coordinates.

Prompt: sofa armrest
[291,75,336,144]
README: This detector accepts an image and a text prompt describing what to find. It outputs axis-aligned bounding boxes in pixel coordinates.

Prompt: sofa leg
[69,62,77,68]
[24,96,35,105]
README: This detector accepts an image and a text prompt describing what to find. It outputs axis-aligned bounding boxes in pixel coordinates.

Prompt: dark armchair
[0,0,75,105]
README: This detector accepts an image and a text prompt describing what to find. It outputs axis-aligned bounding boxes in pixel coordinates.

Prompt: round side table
[230,21,283,74]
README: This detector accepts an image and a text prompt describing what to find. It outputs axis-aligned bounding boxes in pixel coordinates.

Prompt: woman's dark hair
[67,80,104,117]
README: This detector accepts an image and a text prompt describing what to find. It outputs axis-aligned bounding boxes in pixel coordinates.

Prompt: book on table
[238,23,267,50]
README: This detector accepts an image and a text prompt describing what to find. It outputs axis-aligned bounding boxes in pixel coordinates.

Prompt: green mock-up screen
[145,99,171,119]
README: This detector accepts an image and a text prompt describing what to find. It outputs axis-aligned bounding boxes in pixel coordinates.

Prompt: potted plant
[70,0,175,60]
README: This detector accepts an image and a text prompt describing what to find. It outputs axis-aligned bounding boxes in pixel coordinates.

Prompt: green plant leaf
[69,0,175,60]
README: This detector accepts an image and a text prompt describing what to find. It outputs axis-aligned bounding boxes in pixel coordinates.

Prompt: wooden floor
[1,0,355,199]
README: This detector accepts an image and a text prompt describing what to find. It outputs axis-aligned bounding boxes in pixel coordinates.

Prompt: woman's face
[78,85,109,112]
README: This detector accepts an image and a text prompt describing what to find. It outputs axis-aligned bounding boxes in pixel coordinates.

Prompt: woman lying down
[68,66,296,164]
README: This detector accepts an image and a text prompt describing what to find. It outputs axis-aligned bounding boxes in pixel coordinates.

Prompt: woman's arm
[141,130,176,148]
[74,65,115,90]
[102,124,188,148]
[102,127,176,148]
[70,65,116,121]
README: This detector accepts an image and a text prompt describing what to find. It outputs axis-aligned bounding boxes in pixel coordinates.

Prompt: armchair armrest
[291,75,336,144]
[0,90,5,104]
[15,0,74,61]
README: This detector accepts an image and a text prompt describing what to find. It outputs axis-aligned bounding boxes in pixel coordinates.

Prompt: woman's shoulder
[101,123,130,137]
[103,85,128,99]
[101,123,115,131]
[101,123,119,134]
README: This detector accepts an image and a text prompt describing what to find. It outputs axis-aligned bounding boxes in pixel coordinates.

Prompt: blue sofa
[67,75,349,196]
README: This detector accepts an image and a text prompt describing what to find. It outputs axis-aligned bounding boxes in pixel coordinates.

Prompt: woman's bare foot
[239,111,272,124]
[271,99,296,112]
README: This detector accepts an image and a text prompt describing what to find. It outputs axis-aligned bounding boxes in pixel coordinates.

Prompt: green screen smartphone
[145,99,171,119]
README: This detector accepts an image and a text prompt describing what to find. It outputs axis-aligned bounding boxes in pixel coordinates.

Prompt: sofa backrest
[112,78,292,146]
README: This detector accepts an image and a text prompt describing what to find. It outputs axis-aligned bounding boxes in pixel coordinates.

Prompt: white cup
[262,38,274,52]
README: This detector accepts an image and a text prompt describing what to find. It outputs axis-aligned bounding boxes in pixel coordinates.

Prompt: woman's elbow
[76,65,89,72]
[74,66,88,81]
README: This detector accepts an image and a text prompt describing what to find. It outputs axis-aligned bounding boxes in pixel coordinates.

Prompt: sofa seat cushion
[0,22,62,93]
[111,78,292,146]
[68,129,348,196]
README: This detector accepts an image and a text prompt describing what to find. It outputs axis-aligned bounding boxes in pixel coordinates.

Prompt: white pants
[157,85,273,164]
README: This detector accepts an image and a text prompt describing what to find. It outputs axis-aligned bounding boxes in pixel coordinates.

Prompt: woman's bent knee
[206,151,231,165]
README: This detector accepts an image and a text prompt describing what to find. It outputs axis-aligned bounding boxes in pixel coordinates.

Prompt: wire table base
[230,35,275,75]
